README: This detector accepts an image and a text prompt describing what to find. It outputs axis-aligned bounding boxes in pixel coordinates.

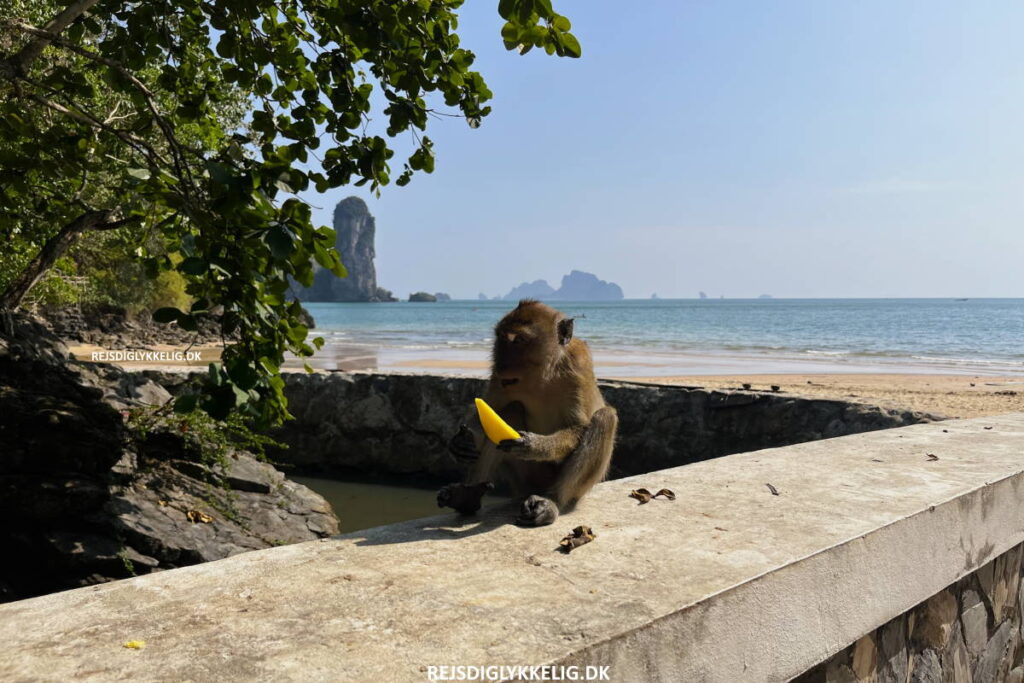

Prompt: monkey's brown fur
[438,300,618,526]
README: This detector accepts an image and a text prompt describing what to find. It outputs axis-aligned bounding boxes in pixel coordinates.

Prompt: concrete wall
[795,542,1024,682]
[1,413,1021,682]
[265,372,936,479]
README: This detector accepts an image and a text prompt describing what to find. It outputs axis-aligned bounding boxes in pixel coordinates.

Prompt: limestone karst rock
[300,197,395,302]
[501,270,623,301]
[502,279,556,301]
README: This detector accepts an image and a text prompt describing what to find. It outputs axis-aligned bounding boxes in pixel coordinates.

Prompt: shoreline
[66,342,1023,419]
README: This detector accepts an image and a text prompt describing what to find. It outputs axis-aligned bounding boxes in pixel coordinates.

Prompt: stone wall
[795,543,1024,683]
[263,372,938,479]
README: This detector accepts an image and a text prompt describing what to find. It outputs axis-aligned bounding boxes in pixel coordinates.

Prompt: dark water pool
[290,475,509,534]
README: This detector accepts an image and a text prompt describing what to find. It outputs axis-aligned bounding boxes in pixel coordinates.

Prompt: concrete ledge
[1,414,1023,681]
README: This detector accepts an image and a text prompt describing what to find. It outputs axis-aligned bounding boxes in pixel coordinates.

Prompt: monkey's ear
[557,318,575,345]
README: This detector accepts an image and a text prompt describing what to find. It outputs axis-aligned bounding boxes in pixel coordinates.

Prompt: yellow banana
[475,398,521,444]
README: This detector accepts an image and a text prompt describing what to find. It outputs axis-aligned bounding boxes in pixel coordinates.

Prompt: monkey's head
[491,299,575,387]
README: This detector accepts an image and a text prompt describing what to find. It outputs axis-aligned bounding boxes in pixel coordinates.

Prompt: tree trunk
[0,209,113,310]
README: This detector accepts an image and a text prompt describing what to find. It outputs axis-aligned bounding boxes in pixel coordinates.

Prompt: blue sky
[302,1,1024,299]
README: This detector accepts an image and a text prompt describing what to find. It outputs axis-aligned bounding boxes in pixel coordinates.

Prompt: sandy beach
[388,356,1024,418]
[624,373,1024,419]
[67,340,1023,419]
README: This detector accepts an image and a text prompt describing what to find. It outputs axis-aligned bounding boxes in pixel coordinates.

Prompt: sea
[296,299,1024,377]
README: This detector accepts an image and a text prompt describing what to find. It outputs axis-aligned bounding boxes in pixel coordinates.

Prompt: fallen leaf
[123,640,145,650]
[629,488,653,504]
[186,510,214,524]
[766,483,780,496]
[558,526,595,553]
[871,458,884,463]
[984,426,993,430]
[926,453,939,461]
[653,488,676,500]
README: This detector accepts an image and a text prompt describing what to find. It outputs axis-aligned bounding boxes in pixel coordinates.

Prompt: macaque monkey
[437,300,618,526]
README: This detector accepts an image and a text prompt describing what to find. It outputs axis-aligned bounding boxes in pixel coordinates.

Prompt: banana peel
[475,398,521,444]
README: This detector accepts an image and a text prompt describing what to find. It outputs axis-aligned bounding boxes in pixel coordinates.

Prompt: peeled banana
[475,398,521,444]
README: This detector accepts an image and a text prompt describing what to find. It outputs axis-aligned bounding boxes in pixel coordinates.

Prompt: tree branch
[23,89,170,170]
[3,20,195,191]
[4,0,104,75]
[0,209,114,310]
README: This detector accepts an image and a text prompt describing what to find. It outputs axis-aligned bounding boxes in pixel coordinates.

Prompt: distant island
[498,270,623,301]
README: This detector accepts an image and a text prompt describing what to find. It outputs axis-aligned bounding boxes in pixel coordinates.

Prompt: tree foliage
[0,0,580,426]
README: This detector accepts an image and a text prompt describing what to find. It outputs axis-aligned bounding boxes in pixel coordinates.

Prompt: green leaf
[560,33,582,58]
[128,168,151,180]
[266,225,294,260]
[152,307,182,323]
[173,394,198,414]
[178,257,208,275]
[177,314,199,332]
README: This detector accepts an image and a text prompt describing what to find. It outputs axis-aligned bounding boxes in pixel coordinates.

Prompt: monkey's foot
[437,481,494,515]
[515,495,559,527]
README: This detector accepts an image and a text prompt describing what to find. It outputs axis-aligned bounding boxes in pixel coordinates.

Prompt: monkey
[437,299,618,527]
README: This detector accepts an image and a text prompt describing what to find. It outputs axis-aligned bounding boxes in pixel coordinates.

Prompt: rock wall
[301,196,392,302]
[795,543,1024,683]
[264,373,938,480]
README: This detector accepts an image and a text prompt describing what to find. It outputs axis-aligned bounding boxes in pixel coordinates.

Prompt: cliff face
[302,197,394,302]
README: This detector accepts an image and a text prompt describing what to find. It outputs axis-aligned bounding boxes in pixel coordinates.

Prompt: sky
[300,1,1024,299]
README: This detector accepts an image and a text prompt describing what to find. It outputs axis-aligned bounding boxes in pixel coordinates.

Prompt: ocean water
[299,299,1024,376]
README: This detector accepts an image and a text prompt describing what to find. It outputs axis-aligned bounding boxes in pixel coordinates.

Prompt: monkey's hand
[448,424,480,463]
[496,432,542,459]
[437,481,495,515]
